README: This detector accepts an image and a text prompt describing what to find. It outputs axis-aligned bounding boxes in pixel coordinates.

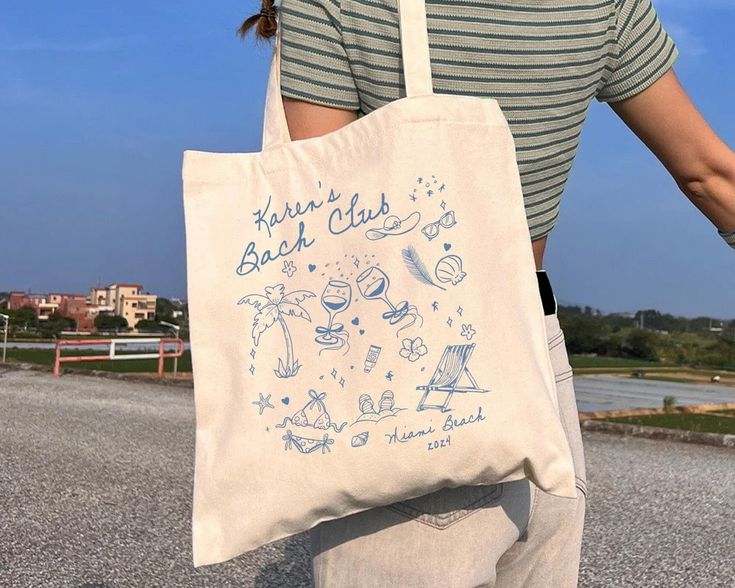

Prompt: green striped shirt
[278,0,680,242]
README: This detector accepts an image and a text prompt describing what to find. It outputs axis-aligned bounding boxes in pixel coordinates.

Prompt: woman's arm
[283,97,358,141]
[608,68,735,235]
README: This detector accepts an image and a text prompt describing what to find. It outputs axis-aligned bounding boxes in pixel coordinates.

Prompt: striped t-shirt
[278,0,680,242]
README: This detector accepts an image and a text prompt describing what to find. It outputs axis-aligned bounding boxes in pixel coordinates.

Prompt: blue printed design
[421,211,457,241]
[276,389,347,433]
[351,432,369,447]
[365,212,421,241]
[363,345,382,373]
[460,324,476,340]
[401,245,446,291]
[356,266,424,336]
[314,280,351,355]
[416,344,489,412]
[282,430,334,454]
[235,173,495,455]
[282,260,297,277]
[238,284,316,378]
[352,391,405,425]
[252,393,274,415]
[435,255,466,286]
[399,337,428,363]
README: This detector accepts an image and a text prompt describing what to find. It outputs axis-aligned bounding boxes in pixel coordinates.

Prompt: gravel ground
[1,368,733,587]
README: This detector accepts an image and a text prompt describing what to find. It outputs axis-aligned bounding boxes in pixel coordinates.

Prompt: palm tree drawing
[238,284,316,378]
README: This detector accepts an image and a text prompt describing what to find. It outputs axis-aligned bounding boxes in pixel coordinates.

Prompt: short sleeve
[718,228,735,250]
[278,0,360,110]
[596,0,679,103]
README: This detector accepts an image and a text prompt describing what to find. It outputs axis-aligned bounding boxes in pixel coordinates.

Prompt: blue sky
[1,0,733,318]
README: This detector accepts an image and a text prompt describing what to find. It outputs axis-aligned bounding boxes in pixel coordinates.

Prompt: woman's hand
[282,97,358,141]
[609,68,735,234]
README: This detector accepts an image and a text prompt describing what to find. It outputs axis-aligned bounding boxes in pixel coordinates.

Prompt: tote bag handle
[262,0,435,151]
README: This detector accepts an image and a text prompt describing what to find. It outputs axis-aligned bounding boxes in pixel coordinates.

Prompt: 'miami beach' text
[385,406,485,445]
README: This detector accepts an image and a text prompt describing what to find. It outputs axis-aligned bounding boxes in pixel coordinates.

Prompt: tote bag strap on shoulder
[262,0,435,151]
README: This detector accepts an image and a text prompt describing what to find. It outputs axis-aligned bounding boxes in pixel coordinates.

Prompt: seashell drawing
[351,431,369,447]
[434,254,466,286]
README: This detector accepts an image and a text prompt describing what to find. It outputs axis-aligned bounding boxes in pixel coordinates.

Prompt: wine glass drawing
[315,280,352,346]
[356,266,409,325]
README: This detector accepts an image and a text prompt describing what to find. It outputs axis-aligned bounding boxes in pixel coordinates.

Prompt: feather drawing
[401,245,447,291]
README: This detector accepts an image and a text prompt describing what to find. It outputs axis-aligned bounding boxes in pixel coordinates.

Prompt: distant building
[8,291,96,331]
[8,283,158,333]
[90,283,157,328]
[9,291,60,320]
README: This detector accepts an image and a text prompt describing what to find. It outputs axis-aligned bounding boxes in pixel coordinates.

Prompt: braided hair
[237,0,278,40]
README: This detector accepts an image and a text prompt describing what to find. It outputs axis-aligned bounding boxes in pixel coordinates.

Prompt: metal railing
[53,337,184,378]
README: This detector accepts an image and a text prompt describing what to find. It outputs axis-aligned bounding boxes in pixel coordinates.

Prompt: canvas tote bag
[183,0,577,567]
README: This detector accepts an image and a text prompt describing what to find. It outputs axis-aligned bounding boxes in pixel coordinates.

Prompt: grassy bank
[606,412,735,435]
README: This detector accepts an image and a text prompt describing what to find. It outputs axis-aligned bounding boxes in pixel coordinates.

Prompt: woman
[239,1,735,586]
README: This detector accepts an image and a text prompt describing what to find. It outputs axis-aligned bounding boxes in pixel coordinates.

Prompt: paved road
[1,368,733,587]
[574,374,735,412]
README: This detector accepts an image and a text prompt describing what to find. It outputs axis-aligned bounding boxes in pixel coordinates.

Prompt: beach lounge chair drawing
[415,343,489,412]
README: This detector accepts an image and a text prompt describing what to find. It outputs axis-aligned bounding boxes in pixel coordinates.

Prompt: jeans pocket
[546,314,587,497]
[386,483,504,529]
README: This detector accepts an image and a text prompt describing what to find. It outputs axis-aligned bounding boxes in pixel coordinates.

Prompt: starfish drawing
[252,393,274,415]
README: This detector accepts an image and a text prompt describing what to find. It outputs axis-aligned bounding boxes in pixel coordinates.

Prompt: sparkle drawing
[435,255,466,286]
[399,337,428,362]
[314,280,352,355]
[421,210,457,241]
[351,391,406,425]
[416,343,489,412]
[282,430,334,454]
[401,245,447,291]
[365,212,421,241]
[252,393,274,415]
[356,266,424,337]
[276,389,347,433]
[351,432,369,447]
[238,284,316,378]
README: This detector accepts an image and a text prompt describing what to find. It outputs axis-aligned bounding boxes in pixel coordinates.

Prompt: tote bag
[183,0,577,567]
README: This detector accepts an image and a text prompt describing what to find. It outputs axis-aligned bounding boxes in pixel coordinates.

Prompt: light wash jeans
[309,304,587,587]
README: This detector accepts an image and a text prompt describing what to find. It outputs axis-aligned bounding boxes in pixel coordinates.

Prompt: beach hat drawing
[365,212,421,241]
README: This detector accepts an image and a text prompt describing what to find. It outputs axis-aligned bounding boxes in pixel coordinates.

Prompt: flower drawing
[282,260,297,278]
[399,337,428,362]
[460,324,476,341]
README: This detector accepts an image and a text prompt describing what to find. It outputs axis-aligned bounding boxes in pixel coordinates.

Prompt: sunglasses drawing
[421,210,457,241]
